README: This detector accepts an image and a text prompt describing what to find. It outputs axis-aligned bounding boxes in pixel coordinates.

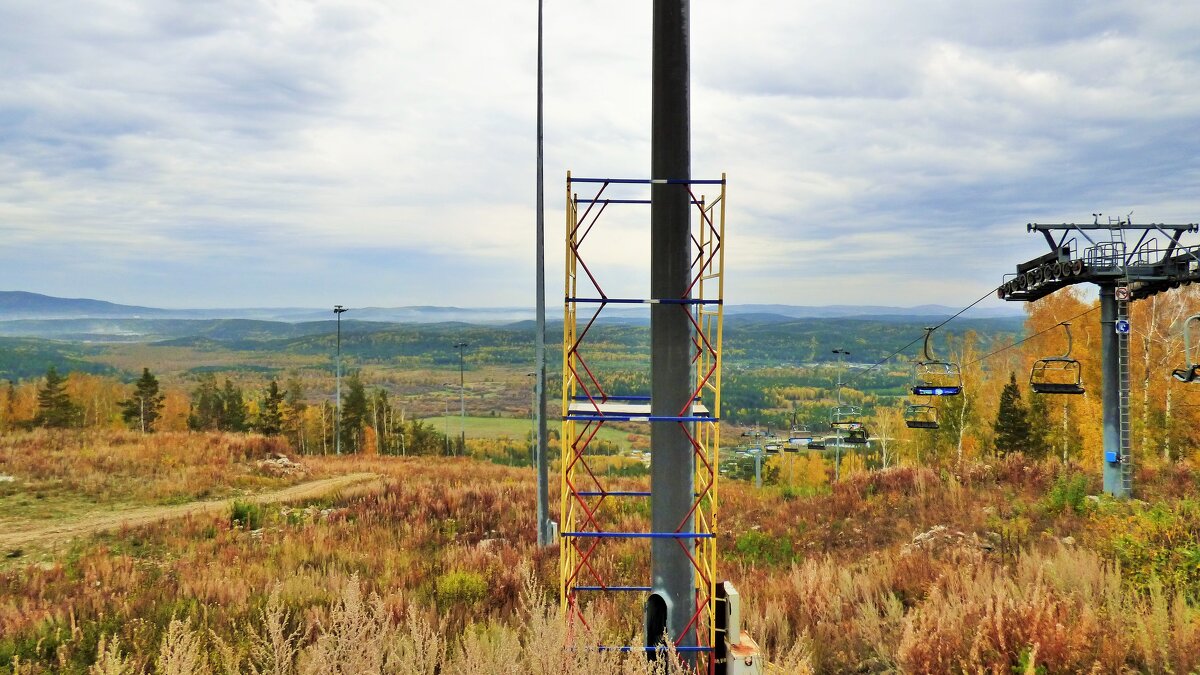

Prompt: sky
[1,1,1199,310]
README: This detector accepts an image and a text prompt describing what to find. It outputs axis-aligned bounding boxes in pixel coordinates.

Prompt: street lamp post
[334,305,349,455]
[831,348,850,481]
[454,342,468,455]
[832,348,850,407]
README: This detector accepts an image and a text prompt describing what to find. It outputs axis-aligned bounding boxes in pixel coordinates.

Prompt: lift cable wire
[851,283,1002,382]
[964,305,1099,367]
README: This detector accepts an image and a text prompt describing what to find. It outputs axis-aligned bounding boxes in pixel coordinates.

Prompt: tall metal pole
[534,0,552,548]
[832,349,849,406]
[1100,287,1126,496]
[832,348,848,481]
[647,0,694,655]
[454,342,468,455]
[334,305,347,455]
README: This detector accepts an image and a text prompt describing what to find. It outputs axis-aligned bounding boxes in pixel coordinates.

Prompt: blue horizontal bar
[576,491,652,497]
[573,585,652,592]
[562,532,715,539]
[570,177,725,185]
[566,297,722,305]
[563,414,716,422]
[570,395,701,402]
[596,646,714,653]
[911,386,962,396]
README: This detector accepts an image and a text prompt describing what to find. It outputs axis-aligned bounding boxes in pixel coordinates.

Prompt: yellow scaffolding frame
[559,172,726,661]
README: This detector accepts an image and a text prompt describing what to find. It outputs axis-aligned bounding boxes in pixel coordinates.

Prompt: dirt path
[1,472,381,551]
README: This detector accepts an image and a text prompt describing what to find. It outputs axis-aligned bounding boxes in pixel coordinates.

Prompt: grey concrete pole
[534,0,552,548]
[1100,286,1124,496]
[647,0,695,655]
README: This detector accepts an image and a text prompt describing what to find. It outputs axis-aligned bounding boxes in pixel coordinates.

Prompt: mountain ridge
[0,291,1023,324]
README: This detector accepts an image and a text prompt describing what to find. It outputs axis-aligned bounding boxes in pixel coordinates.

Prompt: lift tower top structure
[999,218,1199,498]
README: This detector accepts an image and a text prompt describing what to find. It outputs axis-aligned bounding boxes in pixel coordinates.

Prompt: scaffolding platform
[565,400,712,421]
[560,173,726,668]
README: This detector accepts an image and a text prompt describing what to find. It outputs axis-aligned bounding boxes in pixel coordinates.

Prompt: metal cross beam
[999,222,1200,303]
[999,219,1199,499]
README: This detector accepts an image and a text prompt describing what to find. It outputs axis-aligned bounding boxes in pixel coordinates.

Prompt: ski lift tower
[998,216,1200,498]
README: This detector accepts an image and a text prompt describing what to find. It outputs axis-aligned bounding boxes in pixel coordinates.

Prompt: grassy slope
[0,430,326,525]
[2,432,1200,673]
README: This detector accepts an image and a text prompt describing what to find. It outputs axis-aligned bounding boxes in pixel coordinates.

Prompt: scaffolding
[560,173,726,661]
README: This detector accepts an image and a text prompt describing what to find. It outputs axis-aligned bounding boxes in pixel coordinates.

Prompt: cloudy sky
[1,1,1199,310]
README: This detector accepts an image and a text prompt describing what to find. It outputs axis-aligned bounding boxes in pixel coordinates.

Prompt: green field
[420,415,646,451]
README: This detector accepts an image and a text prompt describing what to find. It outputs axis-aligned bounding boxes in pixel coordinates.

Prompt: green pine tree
[340,373,368,453]
[34,366,78,429]
[220,380,248,432]
[120,368,165,432]
[1026,391,1052,460]
[993,372,1031,458]
[256,380,285,436]
[188,373,223,431]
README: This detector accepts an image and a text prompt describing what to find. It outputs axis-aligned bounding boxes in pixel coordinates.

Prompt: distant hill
[0,291,1024,328]
[724,304,1022,320]
[0,291,170,319]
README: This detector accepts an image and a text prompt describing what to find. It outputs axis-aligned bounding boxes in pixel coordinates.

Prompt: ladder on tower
[1117,300,1132,496]
[1115,225,1133,497]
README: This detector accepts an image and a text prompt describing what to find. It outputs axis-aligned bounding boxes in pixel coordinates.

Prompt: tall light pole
[454,341,468,454]
[534,0,551,547]
[832,348,849,407]
[334,305,349,455]
[831,348,849,481]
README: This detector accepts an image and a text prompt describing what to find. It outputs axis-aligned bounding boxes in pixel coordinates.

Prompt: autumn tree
[120,368,165,432]
[992,372,1031,458]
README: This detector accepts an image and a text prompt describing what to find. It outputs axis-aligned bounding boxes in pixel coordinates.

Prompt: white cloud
[0,0,1198,308]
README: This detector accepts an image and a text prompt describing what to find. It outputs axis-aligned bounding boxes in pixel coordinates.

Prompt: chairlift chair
[786,423,813,450]
[904,401,939,429]
[829,405,871,443]
[911,327,963,396]
[1172,315,1200,383]
[1030,322,1085,395]
[843,426,870,444]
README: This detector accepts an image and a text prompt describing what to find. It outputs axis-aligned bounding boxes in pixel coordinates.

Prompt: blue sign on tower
[1115,319,1131,334]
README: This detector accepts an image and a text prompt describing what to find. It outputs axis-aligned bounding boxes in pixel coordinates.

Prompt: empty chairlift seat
[1030,322,1085,395]
[904,402,939,429]
[910,327,963,396]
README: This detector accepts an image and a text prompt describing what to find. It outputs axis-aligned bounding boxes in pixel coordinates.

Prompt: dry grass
[2,433,1200,673]
[0,430,316,523]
